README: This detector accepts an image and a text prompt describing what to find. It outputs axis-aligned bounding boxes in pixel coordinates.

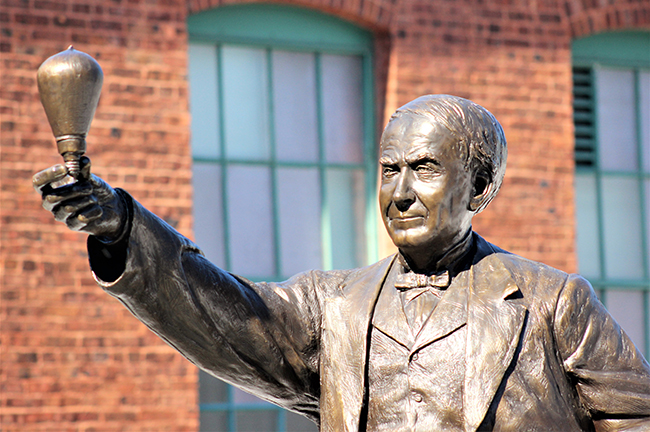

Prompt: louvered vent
[573,66,596,167]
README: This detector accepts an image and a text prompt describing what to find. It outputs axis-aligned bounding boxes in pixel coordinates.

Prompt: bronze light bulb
[37,46,103,177]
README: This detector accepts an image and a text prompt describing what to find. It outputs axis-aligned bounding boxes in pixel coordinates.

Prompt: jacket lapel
[320,255,395,432]
[372,276,413,349]
[463,253,528,432]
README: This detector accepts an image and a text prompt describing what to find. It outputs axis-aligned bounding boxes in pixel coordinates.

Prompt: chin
[388,228,432,251]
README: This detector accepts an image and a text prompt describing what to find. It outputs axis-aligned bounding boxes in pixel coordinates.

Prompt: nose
[393,168,415,212]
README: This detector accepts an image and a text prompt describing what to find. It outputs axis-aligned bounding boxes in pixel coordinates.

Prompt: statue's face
[379,114,474,254]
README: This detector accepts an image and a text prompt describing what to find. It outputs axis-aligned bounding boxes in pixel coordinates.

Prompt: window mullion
[216,43,233,274]
[276,409,287,431]
[227,382,236,431]
[267,47,282,280]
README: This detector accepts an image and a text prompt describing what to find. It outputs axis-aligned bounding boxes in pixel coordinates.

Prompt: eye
[413,161,439,178]
[382,165,399,178]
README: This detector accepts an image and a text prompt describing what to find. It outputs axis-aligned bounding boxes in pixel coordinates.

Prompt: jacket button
[412,392,423,403]
[412,353,419,362]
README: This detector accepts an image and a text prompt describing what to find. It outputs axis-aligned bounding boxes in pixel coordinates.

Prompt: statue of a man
[34,95,650,431]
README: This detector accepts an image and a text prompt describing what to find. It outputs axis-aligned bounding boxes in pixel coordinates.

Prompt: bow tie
[395,271,450,290]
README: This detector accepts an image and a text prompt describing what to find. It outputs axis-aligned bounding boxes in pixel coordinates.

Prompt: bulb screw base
[57,135,86,178]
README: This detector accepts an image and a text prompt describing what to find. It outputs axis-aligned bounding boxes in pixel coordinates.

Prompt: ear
[469,169,494,212]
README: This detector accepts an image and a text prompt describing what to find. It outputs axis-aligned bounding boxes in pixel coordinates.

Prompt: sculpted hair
[390,94,508,213]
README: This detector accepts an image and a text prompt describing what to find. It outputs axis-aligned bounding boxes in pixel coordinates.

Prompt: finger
[88,173,106,190]
[52,195,98,221]
[79,156,92,181]
[77,205,103,224]
[43,182,94,211]
[65,204,103,231]
[33,165,68,190]
[50,176,77,189]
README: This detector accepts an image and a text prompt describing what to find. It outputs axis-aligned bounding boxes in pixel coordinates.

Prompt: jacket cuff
[87,189,133,284]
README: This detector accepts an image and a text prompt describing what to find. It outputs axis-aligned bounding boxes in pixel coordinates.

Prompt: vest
[367,261,470,431]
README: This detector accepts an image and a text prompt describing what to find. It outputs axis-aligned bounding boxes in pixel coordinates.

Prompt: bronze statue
[33,52,650,431]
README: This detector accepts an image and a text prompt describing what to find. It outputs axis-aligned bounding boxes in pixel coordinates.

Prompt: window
[187,5,376,431]
[573,31,650,357]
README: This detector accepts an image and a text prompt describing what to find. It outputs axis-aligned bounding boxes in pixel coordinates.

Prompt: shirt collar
[397,229,474,277]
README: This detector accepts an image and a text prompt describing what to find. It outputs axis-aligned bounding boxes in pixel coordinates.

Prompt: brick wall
[1,0,197,430]
[567,0,650,38]
[1,0,647,430]
[377,0,578,271]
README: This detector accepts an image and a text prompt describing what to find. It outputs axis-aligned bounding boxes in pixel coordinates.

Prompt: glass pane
[641,72,650,172]
[575,173,601,279]
[199,370,229,404]
[321,54,364,164]
[596,67,637,172]
[236,410,277,432]
[189,43,220,159]
[605,289,646,354]
[227,166,275,277]
[286,412,318,432]
[273,51,319,162]
[326,168,366,269]
[277,168,322,277]
[601,176,644,280]
[200,410,228,432]
[193,162,226,268]
[222,45,270,160]
[233,387,270,404]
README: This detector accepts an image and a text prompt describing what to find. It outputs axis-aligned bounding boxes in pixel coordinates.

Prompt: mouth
[388,215,425,226]
[391,216,423,221]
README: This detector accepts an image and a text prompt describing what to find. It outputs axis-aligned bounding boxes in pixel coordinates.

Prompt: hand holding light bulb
[34,47,127,243]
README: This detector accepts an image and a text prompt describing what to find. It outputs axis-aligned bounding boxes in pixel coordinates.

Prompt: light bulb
[37,46,103,177]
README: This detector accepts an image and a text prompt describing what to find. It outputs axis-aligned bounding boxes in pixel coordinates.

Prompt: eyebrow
[405,149,440,165]
[379,156,397,165]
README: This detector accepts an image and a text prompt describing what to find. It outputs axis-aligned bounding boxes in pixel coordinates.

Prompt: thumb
[79,156,92,181]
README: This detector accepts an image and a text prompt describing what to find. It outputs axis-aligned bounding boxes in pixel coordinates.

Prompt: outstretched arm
[33,159,326,421]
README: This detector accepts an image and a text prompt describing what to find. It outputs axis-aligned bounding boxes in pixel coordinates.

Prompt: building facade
[1,0,649,430]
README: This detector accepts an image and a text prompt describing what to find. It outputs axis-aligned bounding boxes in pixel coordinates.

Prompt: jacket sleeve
[87,193,340,421]
[554,274,650,431]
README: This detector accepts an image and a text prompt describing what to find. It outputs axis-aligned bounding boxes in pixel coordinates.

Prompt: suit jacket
[89,195,650,432]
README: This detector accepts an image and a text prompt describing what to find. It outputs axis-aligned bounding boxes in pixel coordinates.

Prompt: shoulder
[340,255,395,287]
[311,255,396,298]
[344,255,395,279]
[258,256,395,305]
[474,234,588,302]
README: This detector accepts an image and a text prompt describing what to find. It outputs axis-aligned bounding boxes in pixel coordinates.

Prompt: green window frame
[187,5,376,431]
[573,31,650,357]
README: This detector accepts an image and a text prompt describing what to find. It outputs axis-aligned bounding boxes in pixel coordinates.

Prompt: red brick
[2,0,645,430]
